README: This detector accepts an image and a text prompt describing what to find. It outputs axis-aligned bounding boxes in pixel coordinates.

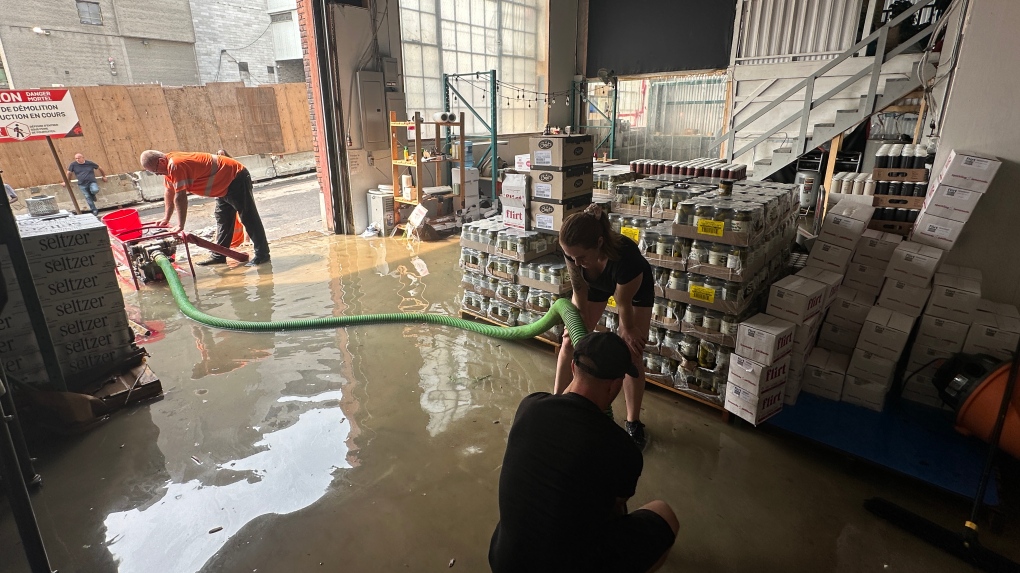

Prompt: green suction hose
[154,254,589,342]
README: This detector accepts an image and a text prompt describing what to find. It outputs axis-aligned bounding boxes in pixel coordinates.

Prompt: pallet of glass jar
[459,248,487,274]
[873,208,920,223]
[681,321,736,349]
[867,221,914,237]
[486,256,520,284]
[593,168,638,193]
[518,256,572,295]
[649,184,719,222]
[494,283,530,310]
[873,180,927,199]
[674,368,727,405]
[523,288,566,315]
[872,168,929,183]
[489,231,557,262]
[663,285,756,316]
[686,243,768,283]
[668,205,766,247]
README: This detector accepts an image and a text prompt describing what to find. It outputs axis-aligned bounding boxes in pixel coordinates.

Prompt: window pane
[401,10,421,42]
[420,13,437,44]
[403,44,423,77]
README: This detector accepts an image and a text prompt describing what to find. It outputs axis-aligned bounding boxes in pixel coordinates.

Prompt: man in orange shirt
[139,150,270,266]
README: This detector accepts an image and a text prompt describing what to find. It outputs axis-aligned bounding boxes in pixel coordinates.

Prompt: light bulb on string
[552,97,556,104]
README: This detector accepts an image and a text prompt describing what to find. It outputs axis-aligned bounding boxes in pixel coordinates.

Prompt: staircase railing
[713,0,939,163]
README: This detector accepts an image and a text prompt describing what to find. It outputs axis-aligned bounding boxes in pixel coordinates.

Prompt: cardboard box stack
[0,214,136,390]
[529,134,594,233]
[726,314,795,425]
[912,150,1001,251]
[901,264,985,407]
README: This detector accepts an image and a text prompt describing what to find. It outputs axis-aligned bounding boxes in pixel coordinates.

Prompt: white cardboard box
[728,353,791,394]
[767,275,827,324]
[826,287,877,329]
[906,342,955,375]
[806,240,853,275]
[856,306,915,362]
[796,266,842,309]
[791,313,823,356]
[801,347,850,401]
[530,164,594,201]
[818,201,875,250]
[964,313,1020,360]
[937,264,983,283]
[843,262,885,297]
[846,349,897,388]
[736,314,796,365]
[840,376,887,412]
[876,278,932,318]
[725,380,786,426]
[852,230,903,268]
[817,320,861,356]
[922,185,982,223]
[916,313,970,353]
[530,134,594,168]
[884,241,944,287]
[911,211,965,251]
[925,273,981,323]
[933,149,1001,193]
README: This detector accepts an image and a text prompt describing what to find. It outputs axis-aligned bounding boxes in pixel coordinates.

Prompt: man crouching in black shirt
[489,332,678,573]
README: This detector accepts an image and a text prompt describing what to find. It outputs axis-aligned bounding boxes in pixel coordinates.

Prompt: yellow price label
[620,226,641,243]
[689,285,716,304]
[607,296,617,308]
[697,219,726,237]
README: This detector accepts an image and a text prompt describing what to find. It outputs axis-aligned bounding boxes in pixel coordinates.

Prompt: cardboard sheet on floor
[766,392,999,506]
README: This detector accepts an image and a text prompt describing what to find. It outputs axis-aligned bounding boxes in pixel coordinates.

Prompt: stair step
[836,109,862,121]
[774,147,793,154]
[754,158,772,166]
[814,122,835,129]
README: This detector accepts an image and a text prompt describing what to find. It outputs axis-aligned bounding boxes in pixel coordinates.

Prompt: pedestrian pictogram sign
[0,89,82,143]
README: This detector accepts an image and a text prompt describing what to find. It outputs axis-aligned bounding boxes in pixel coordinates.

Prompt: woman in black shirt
[556,204,654,449]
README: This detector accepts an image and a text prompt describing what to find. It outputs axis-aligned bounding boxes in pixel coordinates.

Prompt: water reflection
[103,390,351,573]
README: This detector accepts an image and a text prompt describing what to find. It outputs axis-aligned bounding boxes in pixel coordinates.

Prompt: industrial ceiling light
[31,27,50,36]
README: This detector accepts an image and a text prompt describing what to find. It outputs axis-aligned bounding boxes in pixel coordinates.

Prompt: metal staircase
[714,0,943,180]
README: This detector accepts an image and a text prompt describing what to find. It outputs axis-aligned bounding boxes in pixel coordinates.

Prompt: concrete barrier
[11,174,142,216]
[235,154,277,182]
[271,151,315,177]
[136,170,167,202]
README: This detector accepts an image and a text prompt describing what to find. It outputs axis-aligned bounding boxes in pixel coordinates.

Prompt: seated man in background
[489,332,678,573]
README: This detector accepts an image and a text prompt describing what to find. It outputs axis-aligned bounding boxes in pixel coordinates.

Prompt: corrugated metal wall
[736,0,865,64]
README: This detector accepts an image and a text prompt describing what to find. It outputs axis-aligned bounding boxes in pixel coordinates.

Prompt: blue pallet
[767,392,999,505]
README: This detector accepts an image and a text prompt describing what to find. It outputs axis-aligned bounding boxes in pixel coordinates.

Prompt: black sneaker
[196,255,227,266]
[626,420,647,451]
[245,255,271,267]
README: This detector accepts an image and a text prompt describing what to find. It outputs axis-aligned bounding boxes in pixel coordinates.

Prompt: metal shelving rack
[443,70,498,204]
[389,110,466,213]
[570,79,618,159]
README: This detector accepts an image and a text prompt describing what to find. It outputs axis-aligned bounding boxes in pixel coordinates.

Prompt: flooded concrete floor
[1,232,1018,573]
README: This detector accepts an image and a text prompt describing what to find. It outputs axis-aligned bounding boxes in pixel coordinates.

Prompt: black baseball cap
[573,332,640,380]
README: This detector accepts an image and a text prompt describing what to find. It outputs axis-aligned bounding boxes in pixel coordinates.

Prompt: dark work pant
[214,169,270,259]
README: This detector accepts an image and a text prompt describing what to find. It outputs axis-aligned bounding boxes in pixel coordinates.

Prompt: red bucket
[103,208,143,240]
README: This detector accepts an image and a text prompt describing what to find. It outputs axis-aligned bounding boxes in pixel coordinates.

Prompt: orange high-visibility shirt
[164,152,244,198]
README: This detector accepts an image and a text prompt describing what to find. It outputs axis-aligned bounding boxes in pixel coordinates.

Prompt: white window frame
[76,0,103,26]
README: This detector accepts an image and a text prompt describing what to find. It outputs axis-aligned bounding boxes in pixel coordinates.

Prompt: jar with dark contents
[708,242,729,267]
[711,369,727,394]
[688,240,709,265]
[696,368,714,391]
[668,268,687,291]
[675,199,697,226]
[663,331,682,353]
[675,238,692,260]
[718,179,734,196]
[722,281,741,301]
[682,304,705,327]
[679,334,699,361]
[693,203,715,228]
[666,300,681,321]
[731,206,754,234]
[703,310,723,332]
[698,339,718,369]
[727,245,745,273]
[705,277,724,301]
[687,272,706,292]
[640,187,656,207]
[652,297,669,321]
[656,235,673,257]
[714,203,736,230]
[642,231,660,255]
[609,213,623,234]
[716,346,732,369]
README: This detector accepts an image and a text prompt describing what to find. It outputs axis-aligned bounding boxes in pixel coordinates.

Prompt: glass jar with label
[486,277,500,293]
[661,357,677,376]
[716,346,732,370]
[621,217,636,230]
[675,238,692,260]
[708,243,728,267]
[712,369,727,394]
[679,334,699,361]
[658,188,676,210]
[498,282,517,302]
[608,214,623,234]
[485,228,499,246]
[667,300,681,321]
[668,268,687,291]
[642,231,660,255]
[722,281,741,302]
[515,284,530,301]
[652,297,668,320]
[693,203,715,228]
[682,304,705,327]
[477,252,489,271]
[714,203,736,230]
[548,264,566,285]
[515,233,530,256]
[703,310,723,332]
[506,260,520,276]
[732,206,754,234]
[647,327,663,347]
[688,240,709,265]
[718,179,734,196]
[461,248,475,266]
[698,339,718,369]
[640,187,656,207]
[531,232,548,253]
[727,245,745,272]
[675,200,697,226]
[656,235,673,257]
[663,331,682,352]
[687,272,705,292]
[705,277,724,300]
[538,263,553,283]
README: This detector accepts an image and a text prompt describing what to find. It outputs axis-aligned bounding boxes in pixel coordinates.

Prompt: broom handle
[967,334,1020,531]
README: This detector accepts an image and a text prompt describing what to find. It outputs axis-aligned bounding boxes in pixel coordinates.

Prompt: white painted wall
[926,0,1020,306]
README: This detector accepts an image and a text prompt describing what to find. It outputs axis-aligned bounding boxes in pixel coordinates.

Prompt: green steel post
[609,85,618,160]
[489,70,497,203]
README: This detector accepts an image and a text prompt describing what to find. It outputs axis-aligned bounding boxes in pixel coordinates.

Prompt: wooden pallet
[645,377,731,422]
[458,308,562,353]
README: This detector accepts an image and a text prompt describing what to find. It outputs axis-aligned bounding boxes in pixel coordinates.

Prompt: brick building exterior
[188,0,278,86]
[0,0,200,89]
